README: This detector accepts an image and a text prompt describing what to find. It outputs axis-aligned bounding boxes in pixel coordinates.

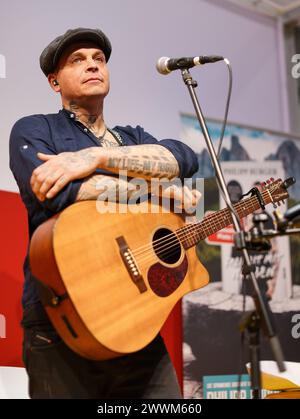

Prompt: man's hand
[162,184,201,213]
[30,148,100,201]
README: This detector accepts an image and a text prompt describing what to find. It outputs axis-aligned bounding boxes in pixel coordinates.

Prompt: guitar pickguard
[147,256,188,297]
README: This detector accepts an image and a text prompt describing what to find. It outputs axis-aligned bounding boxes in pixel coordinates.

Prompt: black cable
[216,58,233,159]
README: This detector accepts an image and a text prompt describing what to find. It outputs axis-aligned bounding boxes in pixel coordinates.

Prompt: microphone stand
[180,68,286,399]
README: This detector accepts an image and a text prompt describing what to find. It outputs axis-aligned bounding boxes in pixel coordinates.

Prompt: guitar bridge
[116,236,147,294]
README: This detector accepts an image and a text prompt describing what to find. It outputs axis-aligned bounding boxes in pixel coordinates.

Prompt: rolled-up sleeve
[157,138,199,180]
[9,116,83,214]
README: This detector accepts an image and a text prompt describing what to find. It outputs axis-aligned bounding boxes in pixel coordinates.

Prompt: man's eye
[95,56,105,63]
[72,58,82,64]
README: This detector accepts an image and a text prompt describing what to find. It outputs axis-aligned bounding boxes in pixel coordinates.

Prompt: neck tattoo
[97,125,107,141]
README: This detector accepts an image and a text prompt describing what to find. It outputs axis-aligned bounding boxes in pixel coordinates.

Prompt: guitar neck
[178,189,273,250]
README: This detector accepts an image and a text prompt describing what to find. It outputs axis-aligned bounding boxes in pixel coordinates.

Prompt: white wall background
[0,0,284,192]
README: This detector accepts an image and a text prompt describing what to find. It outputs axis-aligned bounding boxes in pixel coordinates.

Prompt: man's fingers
[30,166,66,201]
[30,161,53,187]
[37,152,56,161]
[182,186,194,205]
[46,175,68,199]
[30,171,50,196]
[162,185,202,206]
[191,189,202,205]
[39,170,64,196]
[181,187,201,212]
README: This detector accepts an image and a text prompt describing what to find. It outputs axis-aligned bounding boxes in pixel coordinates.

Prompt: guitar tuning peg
[270,177,274,182]
[266,179,271,184]
[277,201,281,206]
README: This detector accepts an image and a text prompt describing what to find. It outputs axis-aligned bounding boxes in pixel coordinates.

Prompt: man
[9,28,200,399]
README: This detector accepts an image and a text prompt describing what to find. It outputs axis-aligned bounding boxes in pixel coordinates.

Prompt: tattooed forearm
[61,149,99,168]
[100,145,180,179]
[33,144,179,202]
[75,174,146,202]
[75,173,201,213]
[107,157,178,178]
[76,175,101,201]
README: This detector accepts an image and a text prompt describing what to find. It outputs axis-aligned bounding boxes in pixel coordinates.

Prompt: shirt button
[22,145,28,149]
[70,113,75,118]
[84,128,88,132]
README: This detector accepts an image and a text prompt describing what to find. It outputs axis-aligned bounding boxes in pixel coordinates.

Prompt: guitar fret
[171,182,278,262]
[180,192,268,249]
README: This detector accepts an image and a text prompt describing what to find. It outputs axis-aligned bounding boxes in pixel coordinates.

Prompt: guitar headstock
[261,177,295,206]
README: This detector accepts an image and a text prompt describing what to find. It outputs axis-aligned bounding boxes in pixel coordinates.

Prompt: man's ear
[48,74,60,92]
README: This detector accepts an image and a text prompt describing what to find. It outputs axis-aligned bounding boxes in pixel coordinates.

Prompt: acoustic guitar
[29,178,292,360]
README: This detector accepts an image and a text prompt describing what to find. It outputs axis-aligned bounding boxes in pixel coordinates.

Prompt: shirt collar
[61,108,77,120]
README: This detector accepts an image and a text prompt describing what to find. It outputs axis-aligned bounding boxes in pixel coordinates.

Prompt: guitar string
[133,205,266,267]
[130,192,264,262]
[131,197,263,266]
[133,204,255,266]
[135,213,230,260]
[132,182,281,259]
[132,187,270,257]
[138,186,282,266]
[132,195,261,264]
[131,185,281,266]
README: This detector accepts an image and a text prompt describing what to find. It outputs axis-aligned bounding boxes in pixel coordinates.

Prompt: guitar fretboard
[177,189,273,250]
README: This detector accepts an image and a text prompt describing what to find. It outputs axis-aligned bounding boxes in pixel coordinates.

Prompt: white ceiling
[226,0,300,17]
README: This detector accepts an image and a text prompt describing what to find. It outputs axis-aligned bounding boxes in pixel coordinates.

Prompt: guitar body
[29,200,209,360]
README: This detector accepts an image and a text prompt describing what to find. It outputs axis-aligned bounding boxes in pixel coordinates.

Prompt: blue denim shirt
[9,108,198,307]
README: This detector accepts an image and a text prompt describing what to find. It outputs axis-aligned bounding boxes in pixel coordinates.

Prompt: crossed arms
[30,145,200,208]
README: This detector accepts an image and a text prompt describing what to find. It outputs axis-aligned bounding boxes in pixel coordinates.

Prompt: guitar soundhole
[152,228,181,264]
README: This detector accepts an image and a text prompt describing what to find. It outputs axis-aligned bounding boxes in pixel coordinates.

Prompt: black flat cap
[40,27,112,76]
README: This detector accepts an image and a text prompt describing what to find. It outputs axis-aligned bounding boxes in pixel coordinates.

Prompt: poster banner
[220,160,291,302]
[180,114,300,399]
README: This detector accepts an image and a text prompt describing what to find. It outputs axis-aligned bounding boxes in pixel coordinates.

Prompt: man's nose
[86,58,98,70]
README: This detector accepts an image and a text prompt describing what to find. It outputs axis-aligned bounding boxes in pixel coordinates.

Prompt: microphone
[156,55,224,75]
[283,203,300,222]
